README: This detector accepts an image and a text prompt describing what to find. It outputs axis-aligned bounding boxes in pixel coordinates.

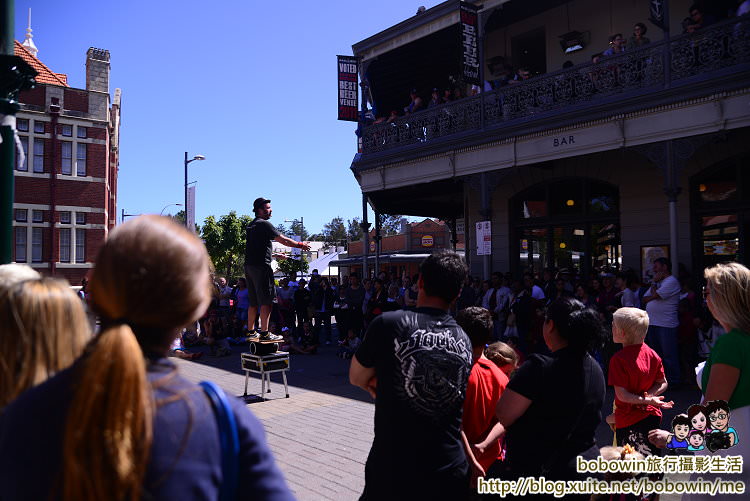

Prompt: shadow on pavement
[180,335,375,405]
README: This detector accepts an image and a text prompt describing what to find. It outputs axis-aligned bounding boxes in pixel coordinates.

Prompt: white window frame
[77,126,87,138]
[59,227,71,263]
[32,227,43,263]
[17,119,29,132]
[15,227,27,263]
[61,124,73,137]
[33,138,44,173]
[61,141,72,175]
[33,121,45,133]
[76,143,87,176]
[18,136,28,171]
[58,210,88,264]
[32,210,44,223]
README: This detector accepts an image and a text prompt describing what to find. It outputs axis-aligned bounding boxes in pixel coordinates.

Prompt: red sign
[337,55,359,122]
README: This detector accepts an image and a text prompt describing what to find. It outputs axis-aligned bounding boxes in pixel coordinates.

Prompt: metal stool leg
[244,370,249,397]
[266,372,272,393]
[282,370,289,398]
[260,367,266,401]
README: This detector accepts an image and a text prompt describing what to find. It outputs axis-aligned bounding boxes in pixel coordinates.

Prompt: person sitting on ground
[168,330,203,360]
[608,307,673,458]
[337,328,362,359]
[485,341,520,377]
[0,277,91,409]
[0,215,294,500]
[457,307,510,484]
[290,321,318,355]
[629,22,651,48]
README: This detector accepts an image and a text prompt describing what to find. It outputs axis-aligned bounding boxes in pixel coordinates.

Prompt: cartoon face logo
[709,410,729,431]
[691,412,708,431]
[689,431,704,449]
[674,424,690,441]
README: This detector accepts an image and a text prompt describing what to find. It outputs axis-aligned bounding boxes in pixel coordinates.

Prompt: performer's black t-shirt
[355,307,472,499]
[245,219,280,266]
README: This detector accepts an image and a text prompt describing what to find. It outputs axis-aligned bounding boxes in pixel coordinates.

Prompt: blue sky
[14,0,442,235]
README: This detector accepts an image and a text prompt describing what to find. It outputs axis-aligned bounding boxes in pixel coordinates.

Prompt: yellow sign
[422,235,434,247]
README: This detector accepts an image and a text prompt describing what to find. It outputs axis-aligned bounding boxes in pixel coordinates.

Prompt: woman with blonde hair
[0,277,90,408]
[649,262,750,498]
[0,216,294,500]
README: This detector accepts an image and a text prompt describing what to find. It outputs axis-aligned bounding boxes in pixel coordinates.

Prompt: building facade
[335,218,466,278]
[12,40,121,285]
[349,0,750,283]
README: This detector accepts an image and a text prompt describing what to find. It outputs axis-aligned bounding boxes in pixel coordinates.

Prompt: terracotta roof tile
[14,40,69,87]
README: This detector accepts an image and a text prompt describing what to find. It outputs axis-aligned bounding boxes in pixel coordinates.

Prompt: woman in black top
[365,278,389,322]
[476,298,605,499]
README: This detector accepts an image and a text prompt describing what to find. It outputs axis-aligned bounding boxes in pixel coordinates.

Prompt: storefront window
[698,163,737,204]
[549,181,583,217]
[514,179,620,278]
[701,214,739,265]
[519,186,547,219]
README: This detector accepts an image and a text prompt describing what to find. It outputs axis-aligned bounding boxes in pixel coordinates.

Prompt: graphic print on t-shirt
[393,327,472,421]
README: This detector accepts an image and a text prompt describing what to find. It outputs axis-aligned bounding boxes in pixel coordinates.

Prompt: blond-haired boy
[608,307,674,457]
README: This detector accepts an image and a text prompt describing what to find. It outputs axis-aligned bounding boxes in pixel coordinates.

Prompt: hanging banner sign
[291,235,301,259]
[421,235,434,247]
[460,2,480,85]
[337,55,359,121]
[649,0,666,30]
[476,221,491,256]
[186,185,196,234]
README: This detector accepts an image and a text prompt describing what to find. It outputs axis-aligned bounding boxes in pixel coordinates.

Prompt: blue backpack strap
[200,381,240,501]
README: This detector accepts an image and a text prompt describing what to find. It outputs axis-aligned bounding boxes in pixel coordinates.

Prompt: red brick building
[336,218,466,278]
[11,40,121,285]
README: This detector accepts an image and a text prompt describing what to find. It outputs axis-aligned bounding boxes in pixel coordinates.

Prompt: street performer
[245,197,310,341]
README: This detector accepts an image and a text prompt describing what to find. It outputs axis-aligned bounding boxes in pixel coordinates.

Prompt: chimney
[86,47,110,93]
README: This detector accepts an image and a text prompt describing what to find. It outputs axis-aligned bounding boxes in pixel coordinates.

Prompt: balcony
[357,15,750,164]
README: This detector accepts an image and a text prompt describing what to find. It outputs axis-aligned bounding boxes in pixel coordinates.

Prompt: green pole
[0,1,36,264]
[0,0,16,263]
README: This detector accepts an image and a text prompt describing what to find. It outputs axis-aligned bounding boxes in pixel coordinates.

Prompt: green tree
[288,219,309,240]
[322,216,347,247]
[201,211,252,279]
[347,217,364,241]
[275,223,288,235]
[277,254,309,279]
[379,214,407,236]
[172,209,199,233]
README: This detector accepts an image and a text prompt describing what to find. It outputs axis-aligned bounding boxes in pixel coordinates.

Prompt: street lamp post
[184,152,205,229]
[283,217,304,239]
[160,203,182,216]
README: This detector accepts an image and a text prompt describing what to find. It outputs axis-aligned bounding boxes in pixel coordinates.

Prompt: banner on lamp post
[337,55,359,121]
[460,1,480,85]
[291,235,301,259]
[186,185,196,233]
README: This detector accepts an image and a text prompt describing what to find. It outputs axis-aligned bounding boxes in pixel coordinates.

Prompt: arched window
[691,155,749,272]
[512,178,620,278]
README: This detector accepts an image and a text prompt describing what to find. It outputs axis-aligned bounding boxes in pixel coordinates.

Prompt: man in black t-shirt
[245,197,310,341]
[350,251,472,500]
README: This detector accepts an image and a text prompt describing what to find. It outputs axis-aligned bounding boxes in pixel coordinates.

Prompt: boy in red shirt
[609,307,674,456]
[456,307,509,485]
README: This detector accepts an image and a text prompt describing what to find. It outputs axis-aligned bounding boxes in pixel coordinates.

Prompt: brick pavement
[174,343,374,501]
[175,342,702,501]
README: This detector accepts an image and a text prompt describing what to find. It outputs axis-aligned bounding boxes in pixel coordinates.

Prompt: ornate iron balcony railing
[360,15,750,156]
